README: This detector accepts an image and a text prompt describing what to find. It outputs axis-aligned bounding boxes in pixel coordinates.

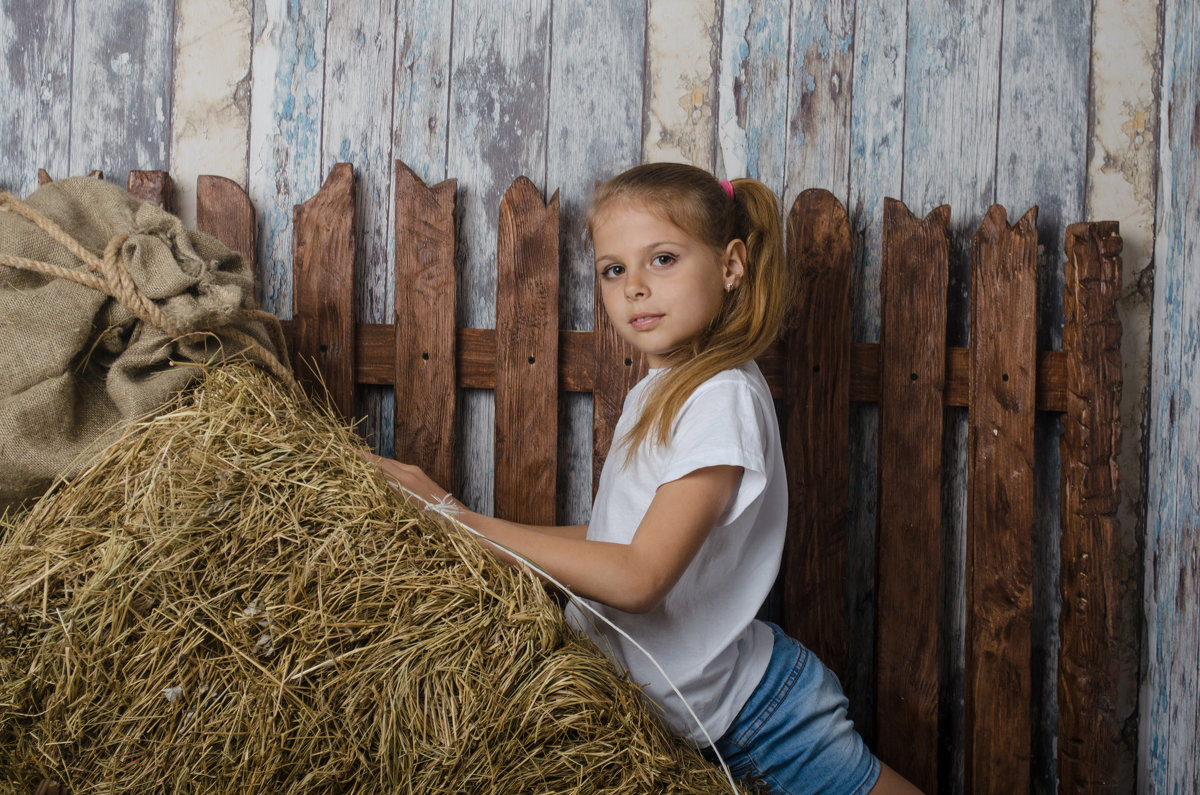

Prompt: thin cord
[387,479,740,794]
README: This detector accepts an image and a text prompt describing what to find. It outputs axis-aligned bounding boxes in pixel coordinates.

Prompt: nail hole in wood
[910,373,918,381]
[422,352,429,360]
[528,356,536,365]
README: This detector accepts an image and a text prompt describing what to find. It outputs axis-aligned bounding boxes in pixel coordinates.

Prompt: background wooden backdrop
[1,0,1195,792]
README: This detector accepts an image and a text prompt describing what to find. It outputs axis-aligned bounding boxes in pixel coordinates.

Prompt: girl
[374,163,919,795]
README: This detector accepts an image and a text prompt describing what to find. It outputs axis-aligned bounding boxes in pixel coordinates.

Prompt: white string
[389,480,739,794]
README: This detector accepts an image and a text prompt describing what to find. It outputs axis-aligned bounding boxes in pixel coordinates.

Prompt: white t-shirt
[565,361,787,745]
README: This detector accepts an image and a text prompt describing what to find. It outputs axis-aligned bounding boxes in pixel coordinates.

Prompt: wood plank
[495,179,559,524]
[69,0,173,178]
[875,198,949,794]
[1058,221,1124,794]
[0,0,73,196]
[547,0,645,523]
[783,0,854,202]
[291,163,356,421]
[643,0,717,166]
[247,0,326,318]
[322,0,399,454]
[715,0,790,192]
[448,0,551,513]
[169,0,253,229]
[1144,4,1200,788]
[197,175,257,272]
[964,205,1038,793]
[126,170,173,211]
[780,189,851,678]
[393,161,458,496]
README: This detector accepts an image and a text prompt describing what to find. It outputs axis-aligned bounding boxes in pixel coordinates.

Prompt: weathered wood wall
[2,0,1193,791]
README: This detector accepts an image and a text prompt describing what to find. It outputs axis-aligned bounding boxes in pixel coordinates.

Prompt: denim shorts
[702,622,880,795]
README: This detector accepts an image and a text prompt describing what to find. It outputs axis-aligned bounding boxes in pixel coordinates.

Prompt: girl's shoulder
[691,360,770,398]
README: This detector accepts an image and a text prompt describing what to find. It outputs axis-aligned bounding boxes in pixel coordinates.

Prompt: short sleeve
[656,376,771,528]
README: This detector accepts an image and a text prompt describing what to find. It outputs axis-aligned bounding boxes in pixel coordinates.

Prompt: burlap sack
[0,177,291,511]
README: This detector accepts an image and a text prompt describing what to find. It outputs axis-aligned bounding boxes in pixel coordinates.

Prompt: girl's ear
[723,239,748,287]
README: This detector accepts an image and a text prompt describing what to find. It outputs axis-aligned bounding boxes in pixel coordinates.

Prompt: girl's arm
[369,452,740,613]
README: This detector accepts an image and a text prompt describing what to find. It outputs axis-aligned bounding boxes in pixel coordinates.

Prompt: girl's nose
[625,272,647,299]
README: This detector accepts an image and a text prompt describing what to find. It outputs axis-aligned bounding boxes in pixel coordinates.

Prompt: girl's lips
[630,314,662,331]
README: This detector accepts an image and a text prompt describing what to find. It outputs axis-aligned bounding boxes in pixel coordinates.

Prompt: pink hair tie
[719,180,734,199]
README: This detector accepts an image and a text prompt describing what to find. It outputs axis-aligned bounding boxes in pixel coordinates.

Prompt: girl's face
[592,201,745,369]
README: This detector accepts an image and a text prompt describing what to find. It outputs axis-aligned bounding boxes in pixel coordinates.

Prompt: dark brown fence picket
[393,161,458,491]
[781,188,852,681]
[290,163,356,420]
[965,206,1039,792]
[1058,221,1123,793]
[875,199,950,794]
[495,179,560,524]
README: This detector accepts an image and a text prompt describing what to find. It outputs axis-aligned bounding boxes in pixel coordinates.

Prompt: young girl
[375,163,919,795]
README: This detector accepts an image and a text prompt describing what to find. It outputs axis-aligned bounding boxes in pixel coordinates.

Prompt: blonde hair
[588,162,791,458]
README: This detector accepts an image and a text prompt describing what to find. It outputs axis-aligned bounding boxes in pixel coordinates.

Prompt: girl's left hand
[364,451,464,513]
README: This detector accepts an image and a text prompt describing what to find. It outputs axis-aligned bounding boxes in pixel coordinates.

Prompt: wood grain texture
[197,175,258,272]
[716,0,789,192]
[447,0,551,513]
[964,205,1038,794]
[393,161,459,496]
[875,199,950,794]
[547,0,645,522]
[126,170,173,211]
[783,0,854,202]
[169,0,253,229]
[292,163,356,421]
[780,189,851,678]
[69,0,173,178]
[0,0,73,195]
[495,179,559,523]
[247,0,326,319]
[1058,221,1124,794]
[1144,3,1199,787]
[644,0,717,166]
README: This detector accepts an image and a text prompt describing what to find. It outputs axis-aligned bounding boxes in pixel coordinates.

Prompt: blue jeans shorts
[702,622,880,794]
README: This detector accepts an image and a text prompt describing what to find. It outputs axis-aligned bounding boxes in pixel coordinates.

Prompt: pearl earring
[725,282,734,292]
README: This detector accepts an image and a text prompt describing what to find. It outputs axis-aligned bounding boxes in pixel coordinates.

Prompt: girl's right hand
[364,451,464,513]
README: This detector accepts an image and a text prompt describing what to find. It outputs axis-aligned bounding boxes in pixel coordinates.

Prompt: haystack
[0,363,745,794]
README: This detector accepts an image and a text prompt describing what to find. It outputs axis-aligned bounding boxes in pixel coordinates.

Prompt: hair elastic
[718,180,734,199]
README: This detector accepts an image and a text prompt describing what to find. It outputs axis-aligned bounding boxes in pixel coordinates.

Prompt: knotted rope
[0,190,297,391]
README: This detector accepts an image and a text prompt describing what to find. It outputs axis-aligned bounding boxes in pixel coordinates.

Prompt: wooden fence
[68,161,1124,794]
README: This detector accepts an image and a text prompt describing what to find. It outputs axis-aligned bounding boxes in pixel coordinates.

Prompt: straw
[0,364,754,794]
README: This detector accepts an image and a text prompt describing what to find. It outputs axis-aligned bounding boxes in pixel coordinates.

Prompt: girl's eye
[600,263,624,279]
[651,254,676,268]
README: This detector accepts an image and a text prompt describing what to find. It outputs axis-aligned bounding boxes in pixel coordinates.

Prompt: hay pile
[0,364,743,794]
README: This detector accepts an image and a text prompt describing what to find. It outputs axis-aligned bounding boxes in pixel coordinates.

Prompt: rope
[0,191,297,390]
